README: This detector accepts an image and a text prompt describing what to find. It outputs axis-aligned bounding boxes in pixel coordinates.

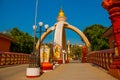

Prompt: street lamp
[28,25,37,68]
[33,25,37,55]
[37,22,49,67]
[26,22,49,78]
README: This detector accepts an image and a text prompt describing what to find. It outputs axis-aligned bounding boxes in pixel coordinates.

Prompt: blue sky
[0,0,111,44]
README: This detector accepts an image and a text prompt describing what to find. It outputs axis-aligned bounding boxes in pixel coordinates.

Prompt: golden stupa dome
[57,8,66,21]
[58,8,65,17]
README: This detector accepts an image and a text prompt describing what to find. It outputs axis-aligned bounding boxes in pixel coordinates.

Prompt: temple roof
[0,32,17,42]
[101,26,113,38]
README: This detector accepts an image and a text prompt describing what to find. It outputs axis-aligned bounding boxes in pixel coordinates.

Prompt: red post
[102,0,120,79]
[111,17,120,55]
[102,0,120,56]
[81,46,87,63]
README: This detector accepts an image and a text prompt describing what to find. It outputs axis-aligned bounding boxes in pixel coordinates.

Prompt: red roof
[101,26,113,38]
[0,33,17,42]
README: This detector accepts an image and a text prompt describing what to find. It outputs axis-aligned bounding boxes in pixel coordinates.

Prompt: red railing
[87,48,115,70]
[0,51,30,66]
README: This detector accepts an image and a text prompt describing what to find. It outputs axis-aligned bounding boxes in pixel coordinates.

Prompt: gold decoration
[54,45,60,59]
[43,52,47,61]
[40,45,50,62]
[58,8,66,18]
[115,47,119,56]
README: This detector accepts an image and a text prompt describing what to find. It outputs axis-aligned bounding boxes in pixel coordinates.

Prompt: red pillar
[102,0,120,79]
[111,15,120,56]
[102,0,120,56]
[81,46,87,63]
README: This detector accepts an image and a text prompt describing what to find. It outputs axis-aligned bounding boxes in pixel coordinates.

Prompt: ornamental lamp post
[26,22,49,78]
[33,25,37,54]
[37,22,43,67]
[26,24,40,78]
[38,22,49,67]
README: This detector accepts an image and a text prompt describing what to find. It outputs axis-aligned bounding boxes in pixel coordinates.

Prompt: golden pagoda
[57,8,66,21]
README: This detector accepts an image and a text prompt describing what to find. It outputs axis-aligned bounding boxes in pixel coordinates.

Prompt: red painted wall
[0,37,11,52]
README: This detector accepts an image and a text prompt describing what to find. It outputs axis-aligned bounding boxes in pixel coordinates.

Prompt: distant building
[101,26,114,48]
[0,33,17,52]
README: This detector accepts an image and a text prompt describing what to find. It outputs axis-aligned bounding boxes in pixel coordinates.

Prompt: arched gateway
[36,8,91,63]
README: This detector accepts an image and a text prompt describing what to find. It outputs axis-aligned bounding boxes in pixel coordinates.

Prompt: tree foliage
[71,44,82,59]
[83,24,109,51]
[9,27,35,54]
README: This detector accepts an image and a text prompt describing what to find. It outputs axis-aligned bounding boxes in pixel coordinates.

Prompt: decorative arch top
[36,8,91,52]
[36,22,91,52]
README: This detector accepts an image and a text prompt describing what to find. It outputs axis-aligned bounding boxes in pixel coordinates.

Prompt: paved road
[0,61,117,80]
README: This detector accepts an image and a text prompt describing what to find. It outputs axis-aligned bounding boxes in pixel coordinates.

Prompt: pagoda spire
[57,8,66,22]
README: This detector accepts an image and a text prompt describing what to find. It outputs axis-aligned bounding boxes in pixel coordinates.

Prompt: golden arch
[36,25,91,52]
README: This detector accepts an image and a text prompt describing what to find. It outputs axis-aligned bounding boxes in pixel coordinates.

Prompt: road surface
[0,61,117,80]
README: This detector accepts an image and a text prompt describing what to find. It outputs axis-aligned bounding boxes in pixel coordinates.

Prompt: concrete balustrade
[87,48,115,70]
[87,48,120,79]
[0,51,30,66]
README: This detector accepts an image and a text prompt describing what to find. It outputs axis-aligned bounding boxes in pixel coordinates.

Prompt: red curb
[26,75,40,78]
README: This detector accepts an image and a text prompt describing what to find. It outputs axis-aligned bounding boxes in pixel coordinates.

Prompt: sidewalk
[0,62,117,80]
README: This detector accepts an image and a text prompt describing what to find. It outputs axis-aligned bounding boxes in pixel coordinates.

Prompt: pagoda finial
[58,7,65,17]
[57,7,66,21]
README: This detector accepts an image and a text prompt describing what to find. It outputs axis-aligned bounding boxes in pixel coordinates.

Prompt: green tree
[83,24,109,51]
[9,27,35,54]
[71,44,82,59]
